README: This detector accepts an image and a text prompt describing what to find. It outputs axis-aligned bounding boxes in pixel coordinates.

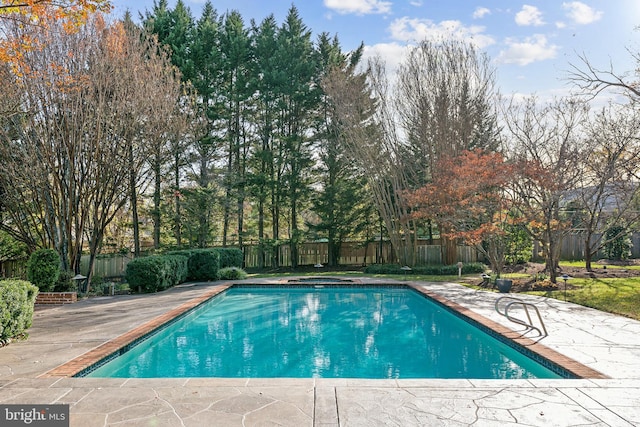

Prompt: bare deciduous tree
[323,57,418,265]
[572,103,640,270]
[0,15,187,287]
[397,40,501,264]
[569,52,640,100]
[323,40,500,266]
[396,39,500,184]
[503,96,588,283]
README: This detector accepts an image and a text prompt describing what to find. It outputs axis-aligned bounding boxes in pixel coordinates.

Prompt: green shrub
[603,225,632,260]
[165,249,193,259]
[363,264,404,274]
[503,223,533,265]
[166,249,221,280]
[463,262,487,274]
[26,249,60,292]
[0,279,38,341]
[126,257,164,293]
[363,262,486,276]
[215,248,243,269]
[164,247,242,280]
[218,267,248,280]
[167,254,189,284]
[54,270,77,292]
[186,249,220,281]
[125,255,188,293]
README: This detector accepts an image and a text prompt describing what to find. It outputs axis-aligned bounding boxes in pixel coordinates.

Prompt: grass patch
[525,276,640,320]
[559,260,640,270]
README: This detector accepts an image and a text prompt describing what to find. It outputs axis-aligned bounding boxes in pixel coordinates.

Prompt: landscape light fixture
[561,273,570,301]
[72,274,87,294]
[401,265,412,280]
[481,273,491,286]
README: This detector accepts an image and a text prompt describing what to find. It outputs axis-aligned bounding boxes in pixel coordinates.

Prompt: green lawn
[525,276,640,320]
[559,260,640,270]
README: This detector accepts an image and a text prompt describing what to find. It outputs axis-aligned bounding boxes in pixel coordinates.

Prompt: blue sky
[112,1,640,99]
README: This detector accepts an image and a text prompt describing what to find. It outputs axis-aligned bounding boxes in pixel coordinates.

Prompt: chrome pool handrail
[495,296,548,337]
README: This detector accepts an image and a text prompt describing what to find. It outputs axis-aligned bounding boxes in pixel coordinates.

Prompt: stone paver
[1,278,639,426]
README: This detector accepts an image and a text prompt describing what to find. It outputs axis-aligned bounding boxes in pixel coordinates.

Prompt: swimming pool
[85,286,562,379]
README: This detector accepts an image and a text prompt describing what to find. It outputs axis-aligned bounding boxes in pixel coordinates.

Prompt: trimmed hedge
[0,280,38,341]
[216,248,243,269]
[125,255,188,293]
[363,263,486,276]
[187,249,220,280]
[26,248,60,292]
[167,248,239,280]
[127,248,242,291]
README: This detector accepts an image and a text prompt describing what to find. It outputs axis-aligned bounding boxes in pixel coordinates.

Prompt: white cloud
[515,5,545,26]
[361,42,410,76]
[562,1,603,25]
[498,34,558,66]
[388,17,496,49]
[409,0,423,6]
[323,0,391,15]
[473,7,491,19]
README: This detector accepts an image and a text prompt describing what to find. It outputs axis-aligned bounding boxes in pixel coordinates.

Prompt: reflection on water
[88,287,561,379]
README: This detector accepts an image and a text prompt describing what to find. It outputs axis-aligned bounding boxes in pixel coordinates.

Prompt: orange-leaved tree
[406,149,516,277]
[0,0,112,62]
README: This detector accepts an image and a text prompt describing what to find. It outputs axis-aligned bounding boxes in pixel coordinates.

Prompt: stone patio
[1,278,639,426]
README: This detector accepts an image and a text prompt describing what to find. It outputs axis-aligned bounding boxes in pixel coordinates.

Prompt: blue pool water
[86,287,562,379]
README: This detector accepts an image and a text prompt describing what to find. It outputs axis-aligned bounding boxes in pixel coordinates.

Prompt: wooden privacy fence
[243,241,478,269]
[535,231,640,261]
[1,241,479,280]
[244,241,388,267]
[79,255,132,279]
[0,240,482,280]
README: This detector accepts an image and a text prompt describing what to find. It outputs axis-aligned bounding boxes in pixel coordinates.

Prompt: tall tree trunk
[442,234,457,265]
[222,149,231,246]
[129,146,140,257]
[198,156,209,248]
[291,199,298,268]
[85,223,105,294]
[258,197,265,269]
[237,195,244,249]
[271,193,279,268]
[584,234,593,271]
[328,228,336,267]
[173,152,182,248]
[152,161,161,249]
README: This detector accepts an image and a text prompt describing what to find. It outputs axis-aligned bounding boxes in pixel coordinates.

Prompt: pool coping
[39,281,608,380]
